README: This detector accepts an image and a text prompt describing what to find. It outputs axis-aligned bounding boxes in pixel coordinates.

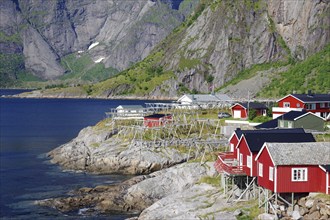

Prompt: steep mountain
[3,0,329,98]
[0,0,197,87]
[84,0,329,98]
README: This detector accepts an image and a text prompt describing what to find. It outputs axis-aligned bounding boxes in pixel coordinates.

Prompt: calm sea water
[0,90,169,219]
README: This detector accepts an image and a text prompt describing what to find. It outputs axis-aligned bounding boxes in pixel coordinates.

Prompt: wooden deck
[214,152,246,176]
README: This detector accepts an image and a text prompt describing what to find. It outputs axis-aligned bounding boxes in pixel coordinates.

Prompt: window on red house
[292,168,307,181]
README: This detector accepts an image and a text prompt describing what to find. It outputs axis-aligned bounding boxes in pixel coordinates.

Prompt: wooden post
[265,190,269,213]
[292,192,294,207]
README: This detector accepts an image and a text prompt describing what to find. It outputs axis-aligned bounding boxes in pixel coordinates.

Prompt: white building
[177,94,232,109]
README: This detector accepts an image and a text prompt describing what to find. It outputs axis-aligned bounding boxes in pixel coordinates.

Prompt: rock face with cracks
[36,162,236,219]
[48,125,188,175]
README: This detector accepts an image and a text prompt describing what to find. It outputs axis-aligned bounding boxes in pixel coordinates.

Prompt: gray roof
[214,93,232,101]
[265,142,330,165]
[185,94,231,102]
[116,105,144,109]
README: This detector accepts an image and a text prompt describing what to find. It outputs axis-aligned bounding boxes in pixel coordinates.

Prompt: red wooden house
[143,114,172,128]
[272,92,330,120]
[231,102,268,119]
[255,142,330,194]
[228,128,305,158]
[215,129,306,176]
[235,133,315,177]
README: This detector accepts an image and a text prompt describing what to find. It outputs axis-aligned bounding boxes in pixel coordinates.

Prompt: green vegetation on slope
[0,53,42,88]
[88,0,209,97]
[217,61,289,91]
[258,43,330,98]
[91,51,175,96]
[60,53,118,83]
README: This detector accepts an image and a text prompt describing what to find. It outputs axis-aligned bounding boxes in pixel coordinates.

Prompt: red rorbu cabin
[235,133,315,177]
[255,142,330,194]
[215,128,306,176]
[230,102,268,119]
[143,114,172,128]
[272,92,330,120]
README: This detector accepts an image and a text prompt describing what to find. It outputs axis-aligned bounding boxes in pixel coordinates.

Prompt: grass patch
[60,53,118,83]
[314,193,330,201]
[221,199,261,220]
[198,176,221,187]
[178,57,201,70]
[315,133,330,142]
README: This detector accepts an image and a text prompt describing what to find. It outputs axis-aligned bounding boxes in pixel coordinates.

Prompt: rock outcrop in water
[48,125,188,174]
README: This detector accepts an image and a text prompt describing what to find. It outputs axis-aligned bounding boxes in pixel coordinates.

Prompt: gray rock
[233,209,242,216]
[320,204,330,216]
[48,123,198,174]
[306,211,321,220]
[124,162,217,210]
[287,206,294,216]
[305,199,314,209]
[258,213,277,220]
[299,206,308,216]
[291,210,301,220]
[138,183,235,220]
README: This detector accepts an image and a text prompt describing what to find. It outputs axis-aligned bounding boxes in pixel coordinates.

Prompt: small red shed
[143,114,172,128]
[230,102,268,119]
[255,142,330,194]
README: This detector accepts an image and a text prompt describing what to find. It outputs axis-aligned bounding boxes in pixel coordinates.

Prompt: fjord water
[0,90,165,219]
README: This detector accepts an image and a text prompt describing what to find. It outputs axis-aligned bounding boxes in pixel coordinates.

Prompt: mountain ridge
[1,0,329,98]
[0,0,197,86]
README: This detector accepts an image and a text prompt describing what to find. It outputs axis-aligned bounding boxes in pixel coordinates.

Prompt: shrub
[248,109,257,121]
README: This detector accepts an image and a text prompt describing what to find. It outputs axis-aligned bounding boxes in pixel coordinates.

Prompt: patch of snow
[88,42,99,50]
[94,57,105,63]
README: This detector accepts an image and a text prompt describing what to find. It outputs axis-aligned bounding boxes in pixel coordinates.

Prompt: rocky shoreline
[36,162,237,219]
[37,112,330,220]
[38,118,237,219]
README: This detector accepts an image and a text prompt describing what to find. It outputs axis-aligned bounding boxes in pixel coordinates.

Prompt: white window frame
[247,155,252,168]
[279,120,284,127]
[291,168,308,182]
[239,153,243,166]
[283,102,290,108]
[288,121,293,128]
[259,163,263,177]
[306,103,316,110]
[320,103,326,108]
[230,143,234,152]
[269,167,274,181]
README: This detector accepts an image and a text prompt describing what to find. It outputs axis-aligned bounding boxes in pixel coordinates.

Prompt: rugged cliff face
[268,0,330,60]
[2,0,329,96]
[0,0,196,84]
[152,0,330,95]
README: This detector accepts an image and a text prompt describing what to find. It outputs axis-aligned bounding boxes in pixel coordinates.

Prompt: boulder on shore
[36,162,235,219]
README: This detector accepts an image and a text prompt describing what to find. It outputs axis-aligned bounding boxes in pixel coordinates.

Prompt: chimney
[307,90,313,97]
